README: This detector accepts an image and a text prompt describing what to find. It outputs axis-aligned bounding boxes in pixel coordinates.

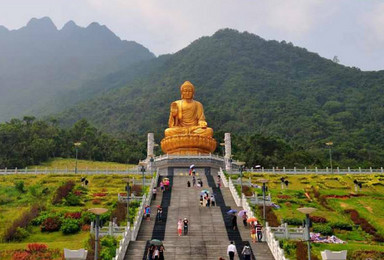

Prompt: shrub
[4,205,39,241]
[65,192,82,206]
[82,224,90,231]
[27,243,47,253]
[12,227,29,241]
[313,224,333,236]
[259,206,279,226]
[283,218,302,226]
[111,202,127,225]
[344,209,384,241]
[351,250,384,260]
[131,185,142,196]
[65,212,82,219]
[329,222,353,231]
[31,211,61,226]
[310,216,327,223]
[80,210,95,225]
[0,194,14,205]
[12,251,30,260]
[92,199,102,205]
[41,217,61,232]
[242,186,253,196]
[61,218,80,234]
[15,181,26,193]
[100,235,117,260]
[93,193,107,197]
[52,181,75,204]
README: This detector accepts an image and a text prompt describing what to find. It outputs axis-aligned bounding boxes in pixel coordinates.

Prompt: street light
[325,142,333,173]
[88,208,108,260]
[149,155,154,173]
[238,162,245,203]
[297,207,317,260]
[74,142,81,174]
[122,178,131,227]
[140,163,146,191]
[258,179,269,225]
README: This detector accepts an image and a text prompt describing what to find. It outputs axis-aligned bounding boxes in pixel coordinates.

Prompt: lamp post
[297,207,317,260]
[74,142,81,174]
[140,164,146,191]
[238,162,245,204]
[88,208,108,260]
[149,156,154,173]
[258,179,269,225]
[327,142,333,173]
[123,178,131,227]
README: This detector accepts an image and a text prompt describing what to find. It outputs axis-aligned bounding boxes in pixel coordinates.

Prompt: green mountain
[0,17,155,121]
[56,29,384,166]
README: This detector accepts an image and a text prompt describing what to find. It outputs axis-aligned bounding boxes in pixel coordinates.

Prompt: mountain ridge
[0,17,155,121]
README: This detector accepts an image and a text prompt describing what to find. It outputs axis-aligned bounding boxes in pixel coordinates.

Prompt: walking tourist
[242,212,248,227]
[211,194,215,206]
[227,241,236,260]
[256,221,263,242]
[187,180,191,187]
[152,246,160,260]
[159,245,165,260]
[156,206,163,222]
[200,195,203,206]
[241,244,252,260]
[153,187,157,200]
[145,205,151,221]
[192,176,196,186]
[177,219,183,236]
[206,195,211,207]
[200,179,203,187]
[148,245,155,260]
[160,182,164,192]
[232,214,237,230]
[203,195,207,207]
[251,224,257,243]
[183,218,189,235]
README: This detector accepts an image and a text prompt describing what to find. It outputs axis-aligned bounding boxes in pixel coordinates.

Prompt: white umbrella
[238,210,247,217]
[190,164,195,169]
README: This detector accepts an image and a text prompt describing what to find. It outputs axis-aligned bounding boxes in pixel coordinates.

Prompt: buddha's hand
[171,102,178,117]
[198,121,207,129]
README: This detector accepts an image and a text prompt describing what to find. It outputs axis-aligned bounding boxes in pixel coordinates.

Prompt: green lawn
[233,172,384,259]
[0,160,149,258]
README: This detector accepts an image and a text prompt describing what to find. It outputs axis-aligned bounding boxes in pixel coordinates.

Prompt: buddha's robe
[165,100,213,137]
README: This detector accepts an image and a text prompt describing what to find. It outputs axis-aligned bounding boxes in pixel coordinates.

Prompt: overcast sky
[1,0,383,71]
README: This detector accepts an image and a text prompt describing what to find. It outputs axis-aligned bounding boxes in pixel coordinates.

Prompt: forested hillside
[57,29,384,167]
[0,17,154,121]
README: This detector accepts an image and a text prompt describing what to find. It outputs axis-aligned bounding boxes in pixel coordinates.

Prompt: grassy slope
[0,159,149,257]
[29,157,135,170]
[238,172,384,258]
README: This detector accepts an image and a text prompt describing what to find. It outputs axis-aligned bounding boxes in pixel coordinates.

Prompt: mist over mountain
[0,17,155,121]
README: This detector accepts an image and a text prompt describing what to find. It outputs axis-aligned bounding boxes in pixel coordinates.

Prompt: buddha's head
[180,81,195,100]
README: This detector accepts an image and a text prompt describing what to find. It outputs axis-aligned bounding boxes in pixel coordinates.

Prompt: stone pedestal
[224,133,232,171]
[161,134,216,155]
[147,133,154,158]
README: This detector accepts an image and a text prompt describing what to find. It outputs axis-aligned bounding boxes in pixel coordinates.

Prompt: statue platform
[161,134,216,155]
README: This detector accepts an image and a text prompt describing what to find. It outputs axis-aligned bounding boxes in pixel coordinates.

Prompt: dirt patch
[339,202,348,208]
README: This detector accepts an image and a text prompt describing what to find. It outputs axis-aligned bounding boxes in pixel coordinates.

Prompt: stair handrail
[113,169,159,260]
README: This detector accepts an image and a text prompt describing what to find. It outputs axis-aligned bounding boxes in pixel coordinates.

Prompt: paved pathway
[125,167,274,260]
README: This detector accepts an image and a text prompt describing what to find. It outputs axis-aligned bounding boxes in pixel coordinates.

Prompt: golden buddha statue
[161,81,216,155]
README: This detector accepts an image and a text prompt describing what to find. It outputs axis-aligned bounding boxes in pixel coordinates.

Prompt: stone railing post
[284,223,289,239]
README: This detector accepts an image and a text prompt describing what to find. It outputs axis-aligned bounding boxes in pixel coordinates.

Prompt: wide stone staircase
[125,167,274,260]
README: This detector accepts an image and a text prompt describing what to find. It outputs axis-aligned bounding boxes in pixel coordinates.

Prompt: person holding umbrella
[159,245,165,260]
[242,212,248,227]
[226,209,238,231]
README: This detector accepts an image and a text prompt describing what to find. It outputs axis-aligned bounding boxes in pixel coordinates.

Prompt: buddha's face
[181,86,194,99]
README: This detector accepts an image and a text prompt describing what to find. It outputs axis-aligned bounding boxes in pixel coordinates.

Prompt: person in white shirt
[227,241,236,260]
